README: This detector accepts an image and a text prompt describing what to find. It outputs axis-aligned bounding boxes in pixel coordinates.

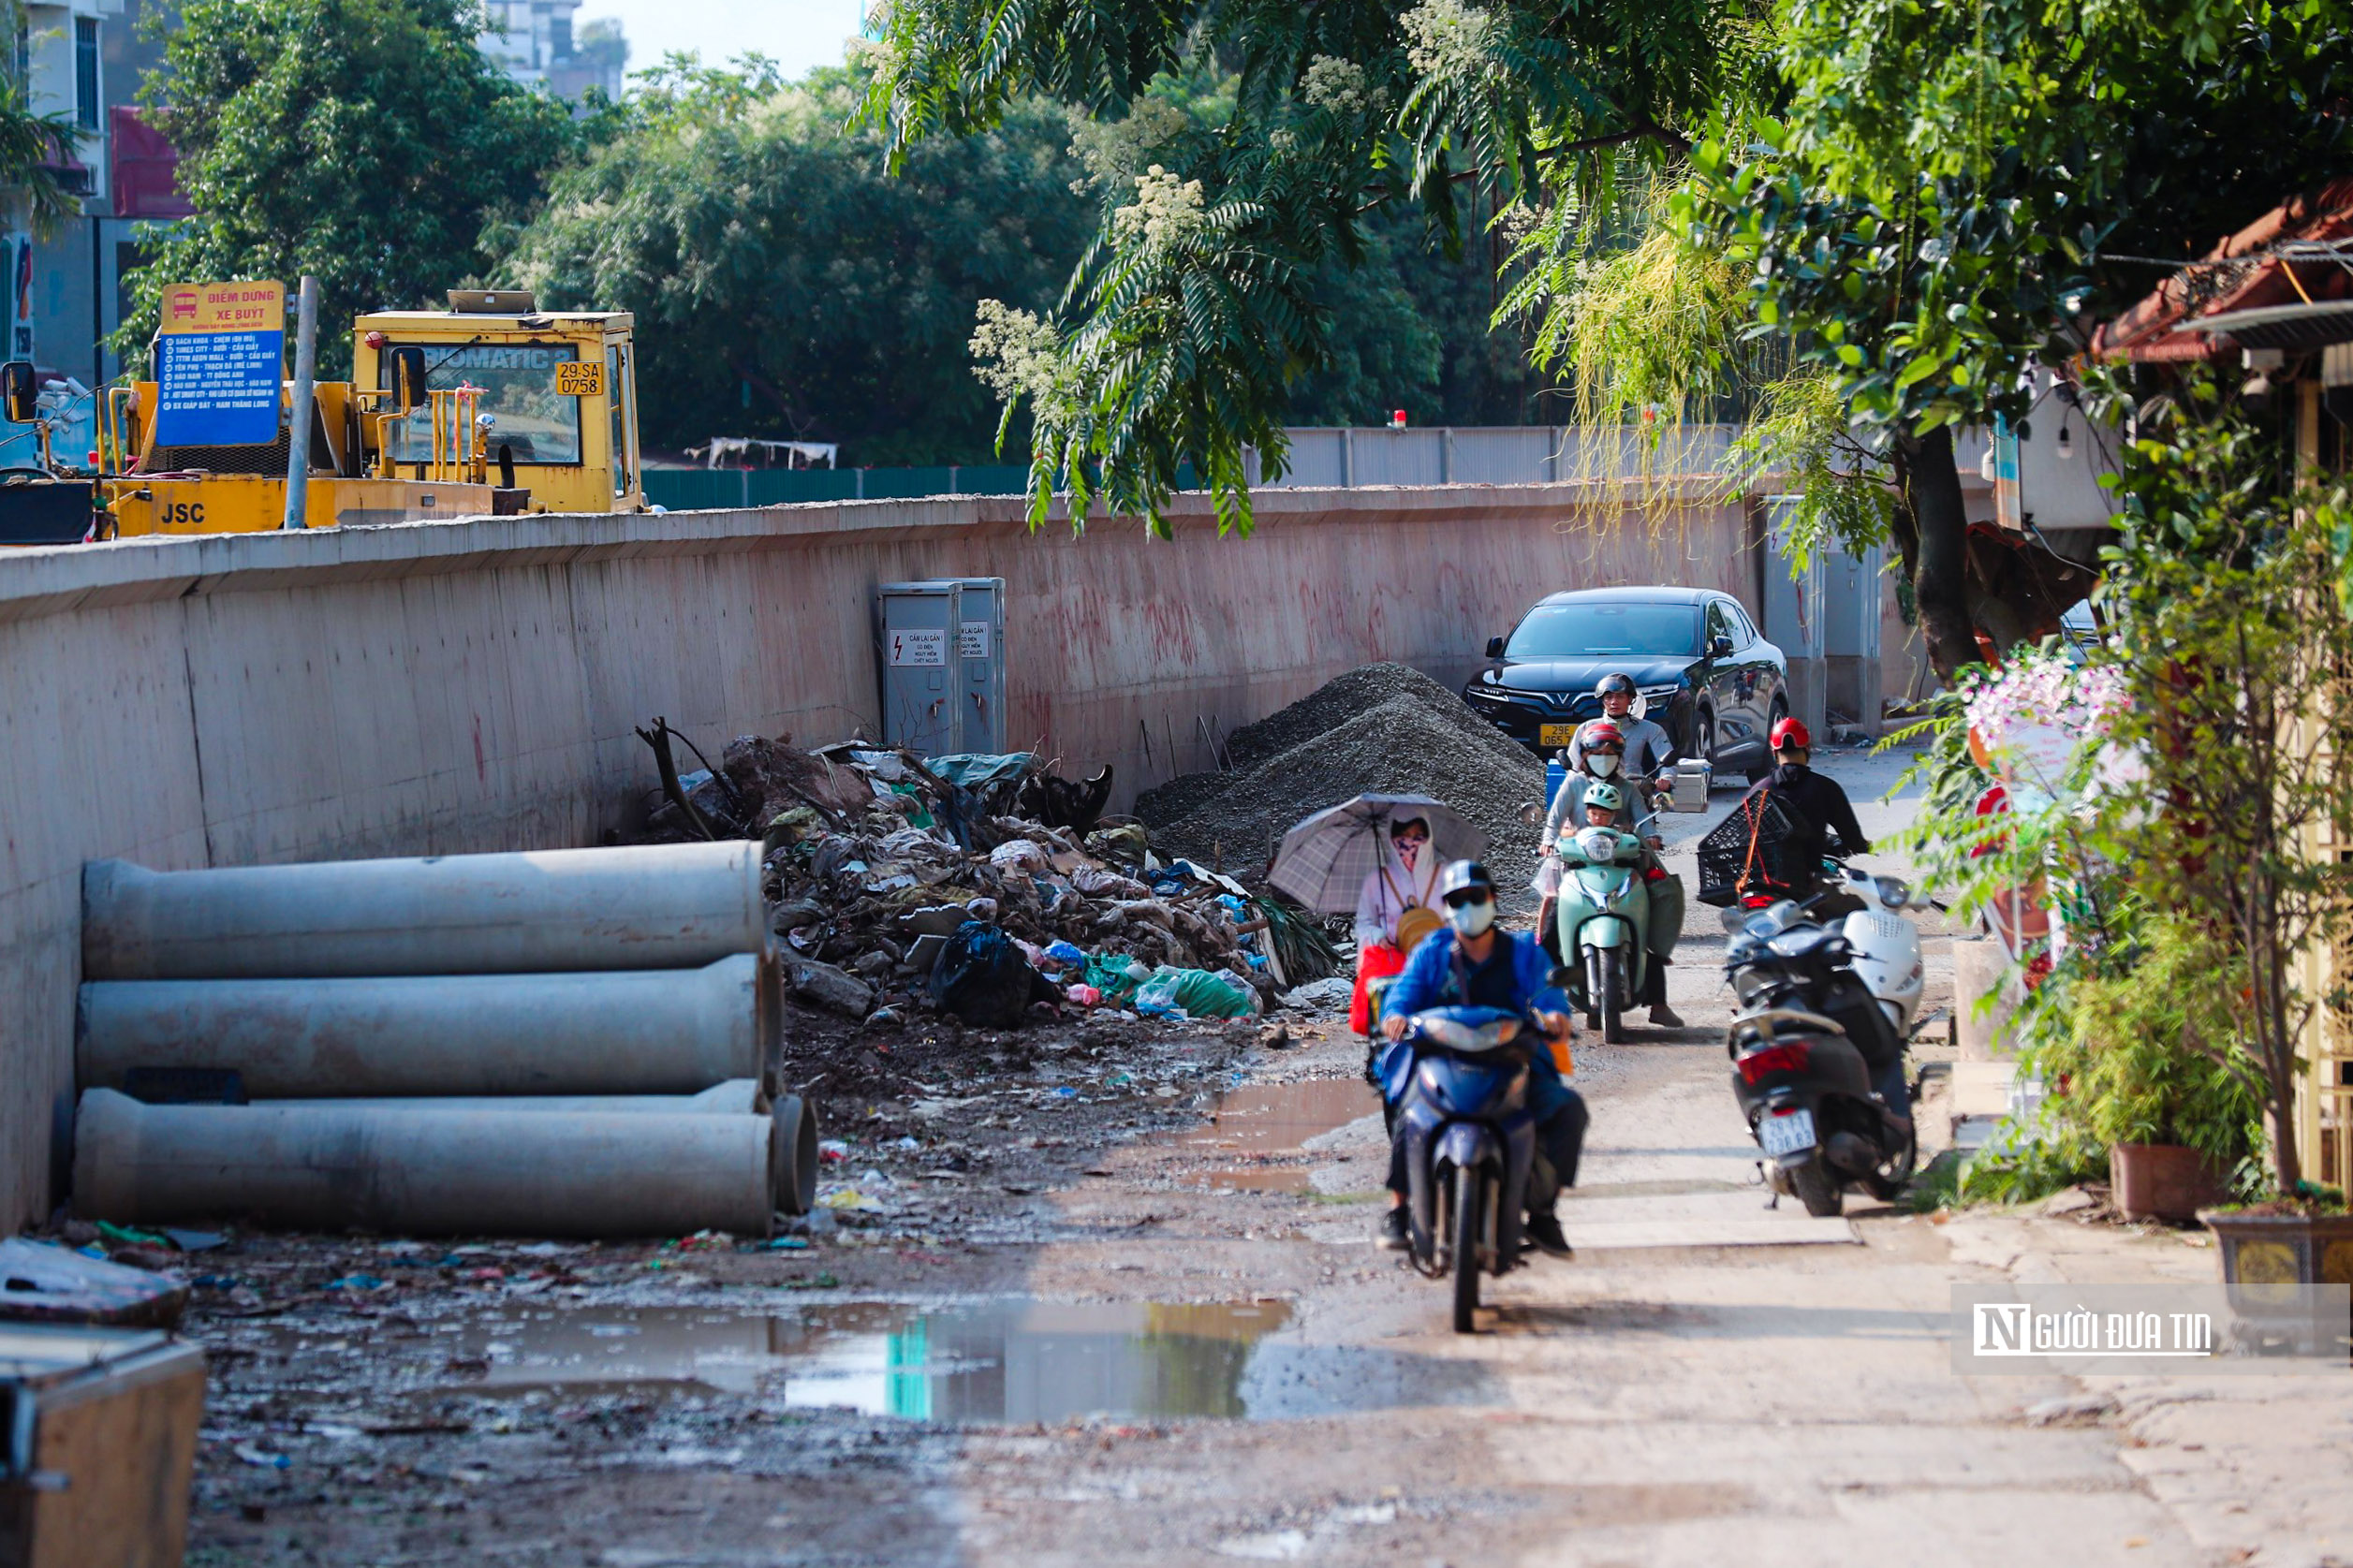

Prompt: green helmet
[1581,781,1625,815]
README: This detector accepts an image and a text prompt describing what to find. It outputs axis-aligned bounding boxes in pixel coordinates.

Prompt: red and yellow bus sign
[159,281,285,336]
[153,280,287,447]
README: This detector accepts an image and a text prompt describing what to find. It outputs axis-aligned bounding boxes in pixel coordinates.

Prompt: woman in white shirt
[1348,814,1443,1034]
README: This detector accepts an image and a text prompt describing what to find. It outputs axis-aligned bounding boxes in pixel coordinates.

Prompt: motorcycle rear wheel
[1867,1121,1919,1201]
[1791,1156,1845,1217]
[1451,1165,1482,1333]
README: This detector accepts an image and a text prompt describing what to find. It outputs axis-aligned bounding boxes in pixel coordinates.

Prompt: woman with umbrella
[1348,813,1444,1034]
[1266,795,1480,1037]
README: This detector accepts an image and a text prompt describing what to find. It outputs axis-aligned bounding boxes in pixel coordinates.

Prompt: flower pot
[2110,1143,2229,1222]
[2199,1209,2353,1289]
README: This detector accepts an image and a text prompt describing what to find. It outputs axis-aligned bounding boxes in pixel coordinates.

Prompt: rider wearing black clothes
[1741,717,1906,1122]
[1739,717,1871,911]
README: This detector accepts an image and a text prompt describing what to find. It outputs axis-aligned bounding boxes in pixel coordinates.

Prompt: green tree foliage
[1665,0,2353,674]
[2096,394,2353,1194]
[1890,385,2353,1198]
[121,0,577,375]
[866,0,1742,530]
[502,60,1095,463]
[1295,197,1565,427]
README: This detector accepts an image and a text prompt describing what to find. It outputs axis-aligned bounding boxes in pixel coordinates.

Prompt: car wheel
[1696,710,1716,774]
[1745,697,1787,784]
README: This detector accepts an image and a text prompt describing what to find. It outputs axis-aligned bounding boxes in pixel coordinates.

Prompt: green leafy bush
[2036,917,2265,1168]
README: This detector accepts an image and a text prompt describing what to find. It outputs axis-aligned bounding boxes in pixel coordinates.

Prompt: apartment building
[478,0,625,99]
[5,0,177,390]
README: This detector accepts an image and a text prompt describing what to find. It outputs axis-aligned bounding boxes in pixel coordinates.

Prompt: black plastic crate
[1696,792,1803,906]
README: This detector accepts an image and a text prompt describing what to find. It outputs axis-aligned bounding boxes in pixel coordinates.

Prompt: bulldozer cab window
[384,343,583,465]
[608,342,631,496]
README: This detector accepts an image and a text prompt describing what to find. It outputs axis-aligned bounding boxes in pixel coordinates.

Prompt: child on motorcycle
[1559,781,1646,867]
[1544,782,1686,1027]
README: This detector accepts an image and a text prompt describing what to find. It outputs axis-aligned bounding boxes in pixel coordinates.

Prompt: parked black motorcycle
[1722,901,1916,1217]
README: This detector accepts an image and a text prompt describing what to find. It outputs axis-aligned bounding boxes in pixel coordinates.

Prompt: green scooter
[1552,820,1652,1043]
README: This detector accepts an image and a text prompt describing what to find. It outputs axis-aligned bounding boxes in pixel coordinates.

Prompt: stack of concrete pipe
[69,843,819,1240]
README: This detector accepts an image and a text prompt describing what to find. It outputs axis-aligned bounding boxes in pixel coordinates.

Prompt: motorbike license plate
[1539,723,1579,749]
[1757,1107,1816,1157]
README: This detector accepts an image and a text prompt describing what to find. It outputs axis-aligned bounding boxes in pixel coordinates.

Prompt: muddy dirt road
[173,749,2338,1566]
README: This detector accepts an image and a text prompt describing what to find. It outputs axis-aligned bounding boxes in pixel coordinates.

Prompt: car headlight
[1638,683,1681,703]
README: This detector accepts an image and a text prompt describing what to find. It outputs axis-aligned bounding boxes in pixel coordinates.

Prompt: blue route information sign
[152,281,286,447]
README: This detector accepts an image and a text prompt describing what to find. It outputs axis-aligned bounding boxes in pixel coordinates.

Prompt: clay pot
[2110,1142,2228,1222]
[2200,1208,2353,1289]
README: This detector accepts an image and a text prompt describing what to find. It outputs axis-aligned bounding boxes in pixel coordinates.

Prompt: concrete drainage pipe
[82,841,765,981]
[78,954,772,1099]
[71,1089,779,1239]
[252,1082,822,1216]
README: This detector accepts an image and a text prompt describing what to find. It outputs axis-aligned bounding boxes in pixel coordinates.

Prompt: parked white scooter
[1824,864,1927,1036]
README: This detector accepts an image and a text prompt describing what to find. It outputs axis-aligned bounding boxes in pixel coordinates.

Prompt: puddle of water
[1169,1078,1379,1192]
[433,1299,1302,1422]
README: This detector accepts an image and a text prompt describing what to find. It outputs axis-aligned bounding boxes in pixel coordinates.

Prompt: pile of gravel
[1138,664,1548,895]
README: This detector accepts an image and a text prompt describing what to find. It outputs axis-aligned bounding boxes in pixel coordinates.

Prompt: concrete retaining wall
[0,484,1750,1224]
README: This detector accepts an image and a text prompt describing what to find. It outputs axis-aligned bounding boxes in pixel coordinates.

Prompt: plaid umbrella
[1267,794,1487,915]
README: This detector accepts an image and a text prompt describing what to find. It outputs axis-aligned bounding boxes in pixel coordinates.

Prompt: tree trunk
[1898,427,1978,680]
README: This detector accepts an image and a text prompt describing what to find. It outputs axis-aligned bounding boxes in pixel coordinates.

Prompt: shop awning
[2091,180,2353,362]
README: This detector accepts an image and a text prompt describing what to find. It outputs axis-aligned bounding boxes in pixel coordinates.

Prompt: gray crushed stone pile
[1137,664,1547,894]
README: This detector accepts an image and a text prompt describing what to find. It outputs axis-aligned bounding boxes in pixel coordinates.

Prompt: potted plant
[2090,424,2353,1282]
[2199,1186,2353,1297]
[2053,919,2261,1223]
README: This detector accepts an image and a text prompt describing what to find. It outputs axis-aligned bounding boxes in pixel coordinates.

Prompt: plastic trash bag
[1132,965,1259,1020]
[1083,952,1152,1004]
[927,921,1049,1027]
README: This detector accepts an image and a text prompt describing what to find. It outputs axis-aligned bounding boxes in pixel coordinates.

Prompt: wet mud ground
[167,750,2335,1565]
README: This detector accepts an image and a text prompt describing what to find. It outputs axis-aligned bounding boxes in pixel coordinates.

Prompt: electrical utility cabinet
[1761,497,1828,742]
[950,577,1008,753]
[1819,538,1885,732]
[875,581,963,756]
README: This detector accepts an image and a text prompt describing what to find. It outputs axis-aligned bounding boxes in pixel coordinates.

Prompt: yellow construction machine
[97,289,645,536]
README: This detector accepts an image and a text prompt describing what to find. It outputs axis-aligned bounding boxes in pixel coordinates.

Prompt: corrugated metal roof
[2092,180,2353,362]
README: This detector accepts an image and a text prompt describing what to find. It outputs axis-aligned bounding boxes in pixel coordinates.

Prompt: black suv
[1462,586,1788,781]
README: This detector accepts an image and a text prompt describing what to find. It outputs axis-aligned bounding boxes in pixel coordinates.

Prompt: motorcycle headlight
[1873,875,1911,910]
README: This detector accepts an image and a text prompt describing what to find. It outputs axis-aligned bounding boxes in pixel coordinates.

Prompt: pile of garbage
[634,726,1339,1029]
[1137,663,1549,891]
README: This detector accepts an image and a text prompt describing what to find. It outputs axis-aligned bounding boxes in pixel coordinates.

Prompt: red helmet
[1771,715,1812,752]
[1578,720,1625,753]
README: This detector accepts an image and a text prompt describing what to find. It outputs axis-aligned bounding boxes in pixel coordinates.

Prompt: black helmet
[1596,672,1639,700]
[1436,859,1494,902]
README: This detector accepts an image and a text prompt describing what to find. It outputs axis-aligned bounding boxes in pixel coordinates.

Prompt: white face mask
[1588,753,1619,777]
[1447,899,1496,937]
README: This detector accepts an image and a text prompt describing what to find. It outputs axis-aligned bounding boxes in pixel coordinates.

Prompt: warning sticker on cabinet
[887,628,949,667]
[960,621,991,659]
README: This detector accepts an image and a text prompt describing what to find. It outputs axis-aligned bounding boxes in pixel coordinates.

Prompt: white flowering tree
[864,0,1737,533]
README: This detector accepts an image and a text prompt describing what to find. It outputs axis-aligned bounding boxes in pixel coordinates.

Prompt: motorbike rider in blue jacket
[1375,860,1586,1259]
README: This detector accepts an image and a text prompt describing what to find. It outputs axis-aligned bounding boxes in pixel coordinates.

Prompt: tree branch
[1445,119,1691,185]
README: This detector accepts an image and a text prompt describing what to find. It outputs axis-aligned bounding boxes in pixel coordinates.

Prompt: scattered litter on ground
[0,1235,188,1326]
[2023,1393,2120,1427]
[1278,977,1354,1014]
[630,731,1340,1021]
